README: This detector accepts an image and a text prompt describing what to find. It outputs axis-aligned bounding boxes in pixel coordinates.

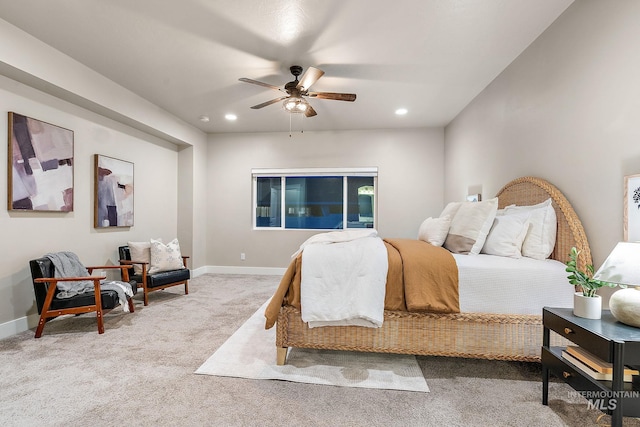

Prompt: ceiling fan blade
[239,77,284,92]
[305,104,317,117]
[250,96,289,109]
[308,92,357,102]
[296,67,325,91]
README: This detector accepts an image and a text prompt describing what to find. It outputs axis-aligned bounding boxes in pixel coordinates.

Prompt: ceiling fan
[239,65,356,117]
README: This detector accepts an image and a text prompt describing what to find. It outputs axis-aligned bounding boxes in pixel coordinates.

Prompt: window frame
[252,167,378,231]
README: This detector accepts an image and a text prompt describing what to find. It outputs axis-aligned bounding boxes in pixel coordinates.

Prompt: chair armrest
[86,265,133,281]
[34,276,106,283]
[118,259,148,277]
[119,260,148,266]
[86,265,132,270]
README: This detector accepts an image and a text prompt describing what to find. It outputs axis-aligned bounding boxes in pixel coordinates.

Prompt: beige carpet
[2,273,640,426]
[195,300,429,392]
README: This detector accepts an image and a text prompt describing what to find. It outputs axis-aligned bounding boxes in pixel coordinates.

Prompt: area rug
[195,300,429,392]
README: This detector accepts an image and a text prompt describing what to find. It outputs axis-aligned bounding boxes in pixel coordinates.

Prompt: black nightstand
[542,307,640,426]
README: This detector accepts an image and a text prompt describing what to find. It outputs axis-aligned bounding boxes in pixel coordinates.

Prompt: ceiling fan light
[283,97,307,113]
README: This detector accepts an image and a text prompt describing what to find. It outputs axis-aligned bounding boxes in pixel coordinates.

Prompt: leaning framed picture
[94,154,134,228]
[624,174,640,242]
[8,112,74,211]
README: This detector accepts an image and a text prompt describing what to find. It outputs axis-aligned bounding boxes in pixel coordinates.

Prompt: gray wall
[445,0,640,300]
[207,128,445,268]
[0,76,184,332]
[0,18,208,337]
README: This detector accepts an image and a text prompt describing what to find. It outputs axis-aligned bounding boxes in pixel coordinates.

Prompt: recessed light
[199,115,210,122]
[225,113,237,121]
[395,108,408,116]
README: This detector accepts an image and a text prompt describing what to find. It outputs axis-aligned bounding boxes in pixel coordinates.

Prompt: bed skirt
[276,305,568,364]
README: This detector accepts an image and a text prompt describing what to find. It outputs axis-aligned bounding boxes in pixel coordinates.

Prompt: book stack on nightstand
[562,346,639,382]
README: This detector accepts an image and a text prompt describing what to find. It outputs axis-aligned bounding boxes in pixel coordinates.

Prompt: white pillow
[440,201,462,219]
[417,216,452,247]
[503,199,557,260]
[481,215,530,258]
[149,238,185,274]
[444,197,499,255]
[127,240,155,275]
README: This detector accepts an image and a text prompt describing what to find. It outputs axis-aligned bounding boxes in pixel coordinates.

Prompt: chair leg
[128,297,135,312]
[34,315,47,339]
[143,289,149,306]
[34,280,59,338]
[94,284,105,334]
[185,280,189,295]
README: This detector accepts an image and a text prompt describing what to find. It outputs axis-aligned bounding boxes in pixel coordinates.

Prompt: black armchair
[29,256,137,338]
[118,246,190,306]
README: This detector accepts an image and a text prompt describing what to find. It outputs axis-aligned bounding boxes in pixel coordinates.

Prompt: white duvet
[300,231,388,328]
[454,253,573,315]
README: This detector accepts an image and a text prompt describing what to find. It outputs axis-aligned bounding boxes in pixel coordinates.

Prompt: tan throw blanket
[383,238,459,313]
[264,238,459,329]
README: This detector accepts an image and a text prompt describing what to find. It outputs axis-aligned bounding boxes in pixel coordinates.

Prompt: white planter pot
[573,292,602,319]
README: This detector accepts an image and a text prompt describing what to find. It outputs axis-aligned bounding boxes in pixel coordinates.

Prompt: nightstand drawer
[544,310,610,361]
[542,347,605,393]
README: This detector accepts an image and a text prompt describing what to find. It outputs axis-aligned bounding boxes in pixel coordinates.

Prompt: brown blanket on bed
[264,238,459,329]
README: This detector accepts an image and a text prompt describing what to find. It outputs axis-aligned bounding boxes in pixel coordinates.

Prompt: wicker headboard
[495,176,592,272]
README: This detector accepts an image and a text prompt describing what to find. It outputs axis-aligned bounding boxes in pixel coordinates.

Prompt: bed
[265,176,592,365]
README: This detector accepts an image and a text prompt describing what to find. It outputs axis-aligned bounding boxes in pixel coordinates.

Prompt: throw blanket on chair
[45,251,134,312]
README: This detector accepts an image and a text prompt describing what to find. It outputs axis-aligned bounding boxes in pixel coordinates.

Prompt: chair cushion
[49,290,121,310]
[131,269,190,289]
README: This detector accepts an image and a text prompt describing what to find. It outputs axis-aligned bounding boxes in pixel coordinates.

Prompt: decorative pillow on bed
[127,240,157,275]
[417,215,452,247]
[440,201,462,219]
[443,197,498,255]
[503,198,557,260]
[149,238,185,274]
[481,214,530,258]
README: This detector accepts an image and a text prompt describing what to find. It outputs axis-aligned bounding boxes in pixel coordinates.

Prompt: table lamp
[593,242,640,327]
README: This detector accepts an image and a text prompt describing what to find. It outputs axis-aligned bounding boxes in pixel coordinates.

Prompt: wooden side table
[542,307,640,426]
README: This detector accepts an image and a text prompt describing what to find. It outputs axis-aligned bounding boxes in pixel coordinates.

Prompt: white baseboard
[3,266,285,339]
[0,314,37,340]
[203,265,286,276]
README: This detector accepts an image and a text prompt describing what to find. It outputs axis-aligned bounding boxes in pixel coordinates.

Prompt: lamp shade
[593,242,640,328]
[593,242,640,286]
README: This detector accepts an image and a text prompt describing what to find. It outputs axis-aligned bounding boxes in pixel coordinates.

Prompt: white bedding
[300,233,388,328]
[454,253,573,315]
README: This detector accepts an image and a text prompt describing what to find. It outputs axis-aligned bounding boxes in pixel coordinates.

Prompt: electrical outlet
[240,252,246,261]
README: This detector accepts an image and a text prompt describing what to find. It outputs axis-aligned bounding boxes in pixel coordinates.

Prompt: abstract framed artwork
[624,173,640,242]
[94,154,134,228]
[8,112,74,211]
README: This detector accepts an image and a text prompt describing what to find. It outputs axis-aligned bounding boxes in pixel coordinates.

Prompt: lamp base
[609,288,640,328]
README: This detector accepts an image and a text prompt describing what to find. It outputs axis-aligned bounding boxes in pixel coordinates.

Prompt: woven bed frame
[275,176,593,365]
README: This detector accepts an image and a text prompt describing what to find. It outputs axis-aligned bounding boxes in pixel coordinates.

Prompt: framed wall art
[94,154,134,228]
[8,112,74,211]
[624,174,640,242]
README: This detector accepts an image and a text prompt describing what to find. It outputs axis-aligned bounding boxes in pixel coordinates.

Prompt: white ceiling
[0,0,573,134]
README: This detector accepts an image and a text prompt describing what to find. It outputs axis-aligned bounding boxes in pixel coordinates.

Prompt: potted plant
[565,247,616,319]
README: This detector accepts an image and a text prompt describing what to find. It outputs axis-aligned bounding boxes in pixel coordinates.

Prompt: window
[253,168,377,230]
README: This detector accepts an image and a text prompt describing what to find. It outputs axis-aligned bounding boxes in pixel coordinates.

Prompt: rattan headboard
[495,176,592,272]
